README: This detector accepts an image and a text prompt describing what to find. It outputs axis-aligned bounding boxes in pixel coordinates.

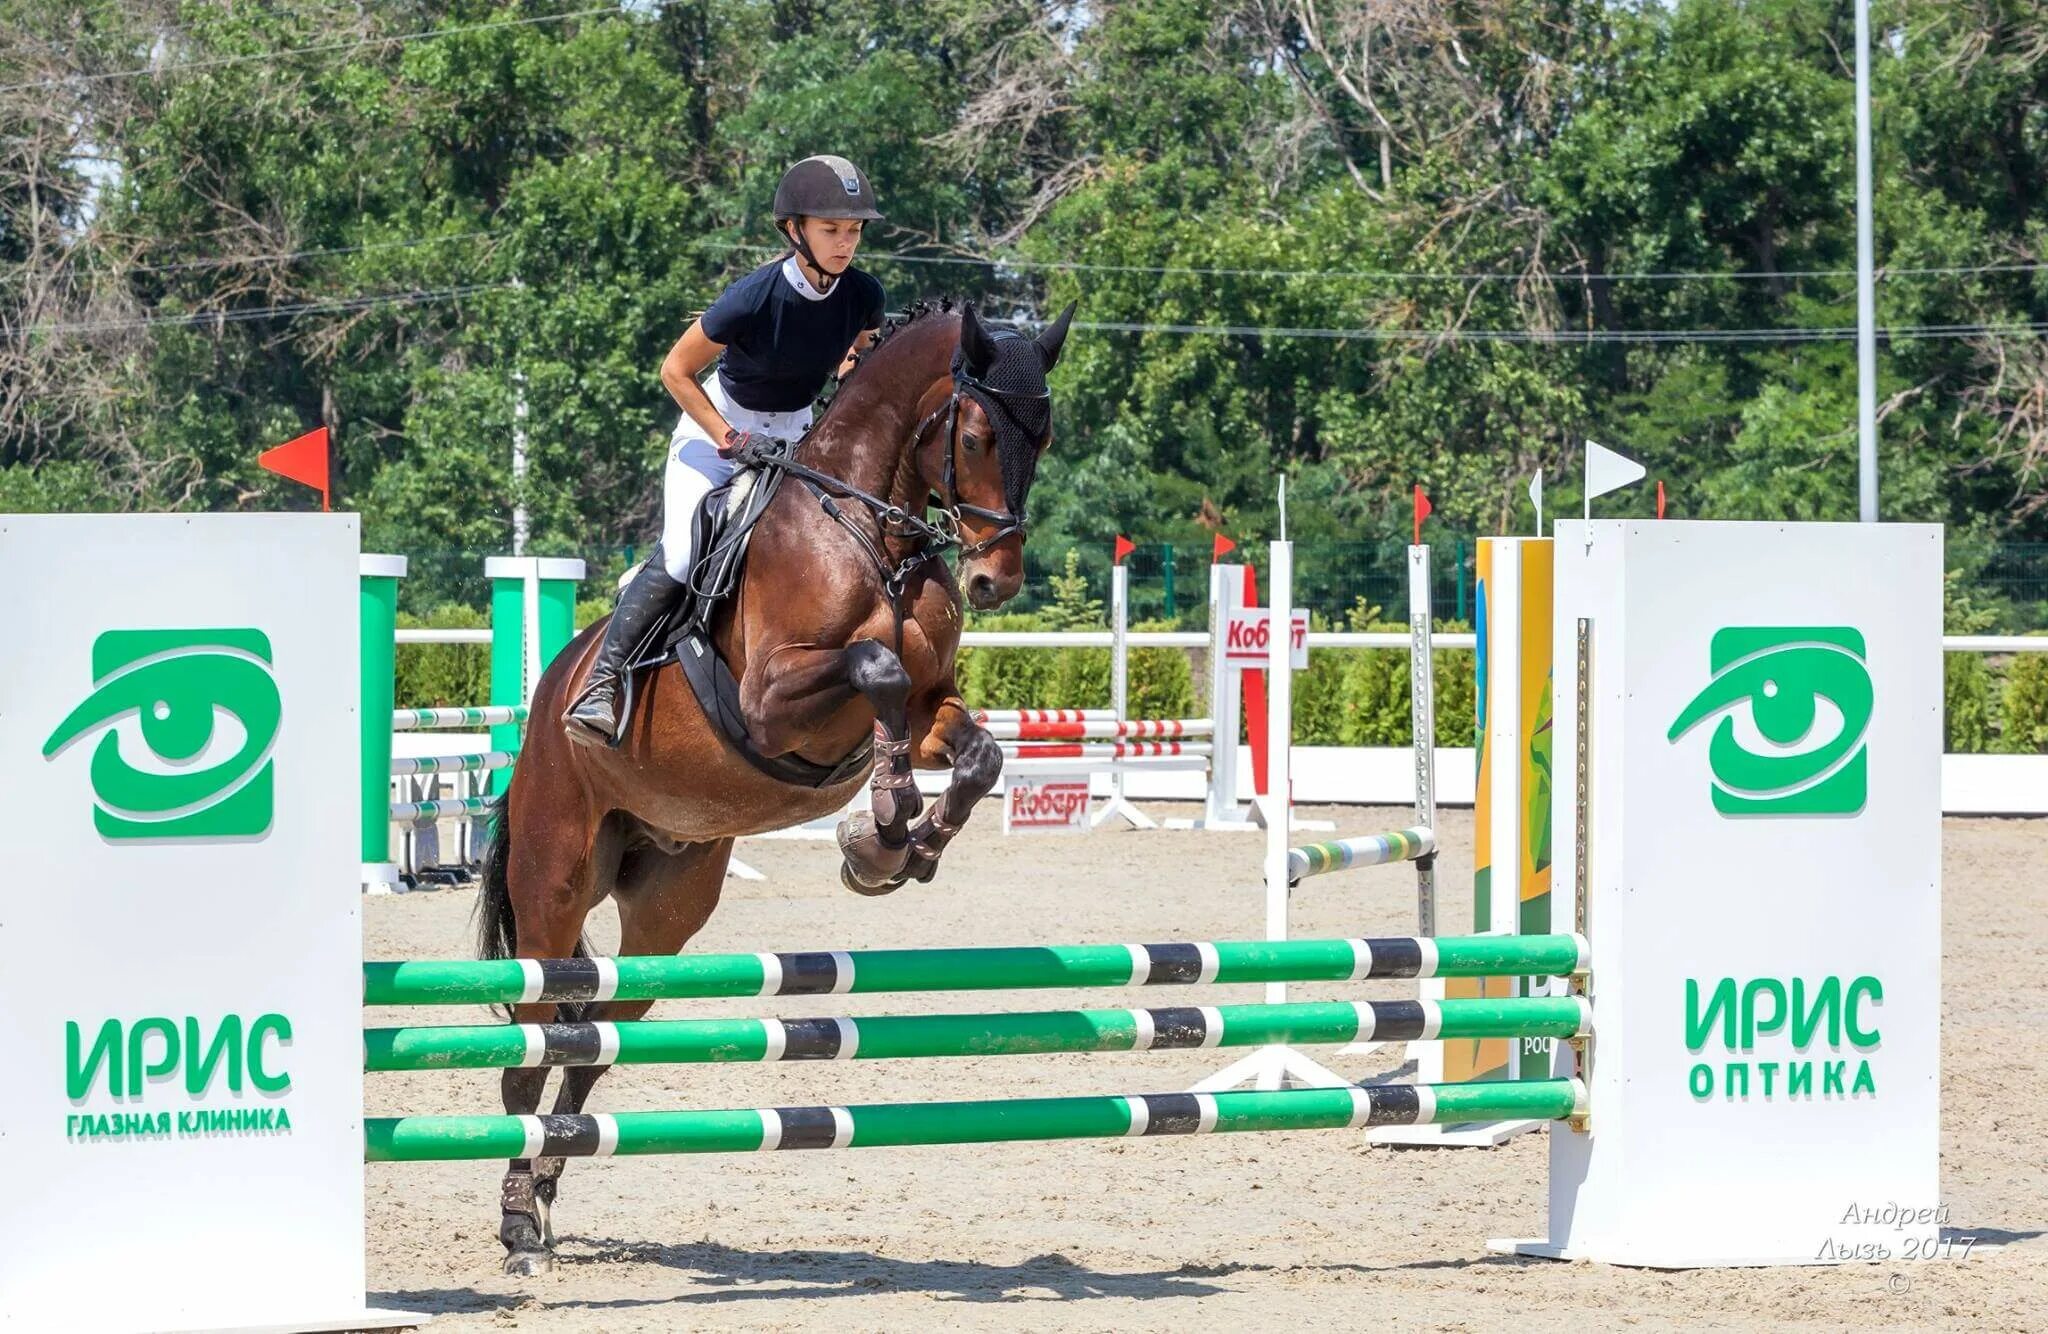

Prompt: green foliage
[10,0,2048,618]
[1945,652,1994,755]
[1041,550,1107,630]
[0,463,109,513]
[955,615,1079,712]
[1125,627,1198,721]
[1999,651,2048,755]
[393,605,489,709]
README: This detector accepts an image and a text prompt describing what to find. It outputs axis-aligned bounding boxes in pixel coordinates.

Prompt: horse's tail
[473,795,596,1022]
[474,803,519,964]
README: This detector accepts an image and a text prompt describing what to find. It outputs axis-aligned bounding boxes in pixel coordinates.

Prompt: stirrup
[563,677,620,747]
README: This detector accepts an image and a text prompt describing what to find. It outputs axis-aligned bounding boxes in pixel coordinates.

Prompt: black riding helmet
[772,155,883,278]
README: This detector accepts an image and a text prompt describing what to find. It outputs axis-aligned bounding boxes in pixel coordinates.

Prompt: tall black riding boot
[564,560,685,747]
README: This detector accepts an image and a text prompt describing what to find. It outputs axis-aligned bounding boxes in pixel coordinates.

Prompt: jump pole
[1368,538,1554,1144]
[1163,561,1257,830]
[1190,538,1356,1092]
[1093,556,1154,829]
[359,554,408,891]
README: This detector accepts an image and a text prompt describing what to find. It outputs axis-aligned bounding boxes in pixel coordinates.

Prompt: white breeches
[659,374,812,582]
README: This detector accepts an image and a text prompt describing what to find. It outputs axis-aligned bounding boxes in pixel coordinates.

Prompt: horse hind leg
[523,837,731,1264]
[493,810,619,1276]
[835,638,924,894]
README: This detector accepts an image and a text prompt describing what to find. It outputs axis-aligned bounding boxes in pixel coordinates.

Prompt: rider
[565,154,887,746]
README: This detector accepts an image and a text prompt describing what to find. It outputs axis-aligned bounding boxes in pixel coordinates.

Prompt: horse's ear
[958,302,997,374]
[1036,301,1076,371]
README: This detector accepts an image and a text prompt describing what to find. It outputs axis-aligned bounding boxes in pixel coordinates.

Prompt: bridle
[914,364,1051,559]
[748,359,1050,628]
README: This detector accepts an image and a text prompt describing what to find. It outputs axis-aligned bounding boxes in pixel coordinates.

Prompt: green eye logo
[42,629,280,840]
[1667,628,1871,816]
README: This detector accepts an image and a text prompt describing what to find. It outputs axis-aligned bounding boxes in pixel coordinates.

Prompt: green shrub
[956,613,1072,709]
[394,604,490,708]
[1998,649,2048,753]
[1127,626,1197,721]
[1944,652,1993,754]
[1293,637,1349,745]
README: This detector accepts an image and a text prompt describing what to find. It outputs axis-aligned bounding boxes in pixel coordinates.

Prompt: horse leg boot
[564,559,684,747]
[904,707,1003,883]
[497,1064,558,1274]
[836,639,922,894]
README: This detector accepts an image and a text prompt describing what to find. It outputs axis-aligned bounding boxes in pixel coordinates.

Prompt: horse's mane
[851,296,958,368]
[807,297,960,433]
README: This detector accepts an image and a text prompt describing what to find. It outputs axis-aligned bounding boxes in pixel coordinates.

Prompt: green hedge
[954,617,1198,723]
[1999,652,2048,753]
[393,605,490,709]
[1937,643,2048,755]
[957,603,1476,748]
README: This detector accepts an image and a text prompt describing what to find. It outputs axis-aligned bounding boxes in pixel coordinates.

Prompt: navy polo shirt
[701,257,886,413]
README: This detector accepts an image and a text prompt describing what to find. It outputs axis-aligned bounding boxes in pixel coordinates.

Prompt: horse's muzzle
[966,571,1003,610]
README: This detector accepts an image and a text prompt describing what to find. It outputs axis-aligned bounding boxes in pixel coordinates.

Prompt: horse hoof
[836,812,910,884]
[503,1249,556,1277]
[840,862,906,896]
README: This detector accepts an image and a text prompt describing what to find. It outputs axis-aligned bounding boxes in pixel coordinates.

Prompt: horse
[471,298,1073,1274]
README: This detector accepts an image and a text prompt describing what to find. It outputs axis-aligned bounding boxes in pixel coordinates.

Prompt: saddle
[615,448,873,788]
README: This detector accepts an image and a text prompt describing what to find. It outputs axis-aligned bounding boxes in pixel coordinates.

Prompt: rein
[753,368,1051,636]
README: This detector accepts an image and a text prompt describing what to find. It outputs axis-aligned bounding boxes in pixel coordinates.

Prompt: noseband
[916,367,1050,560]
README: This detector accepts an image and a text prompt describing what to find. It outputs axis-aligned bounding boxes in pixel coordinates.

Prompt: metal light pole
[1855,0,1879,522]
[511,274,531,555]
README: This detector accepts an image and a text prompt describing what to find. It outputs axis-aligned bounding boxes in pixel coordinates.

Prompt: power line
[117,231,500,276]
[1049,317,2048,344]
[713,238,2048,286]
[32,282,510,334]
[25,219,2047,290]
[24,279,2048,346]
[0,6,622,95]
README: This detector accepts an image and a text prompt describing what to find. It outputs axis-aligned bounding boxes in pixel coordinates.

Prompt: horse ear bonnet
[953,331,1052,515]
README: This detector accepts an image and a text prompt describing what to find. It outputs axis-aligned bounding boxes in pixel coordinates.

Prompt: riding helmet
[772,155,884,222]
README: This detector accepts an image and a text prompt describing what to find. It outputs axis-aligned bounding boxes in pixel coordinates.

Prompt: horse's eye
[963,434,986,452]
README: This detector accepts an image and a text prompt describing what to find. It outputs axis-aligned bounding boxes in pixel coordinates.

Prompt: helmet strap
[783,219,844,289]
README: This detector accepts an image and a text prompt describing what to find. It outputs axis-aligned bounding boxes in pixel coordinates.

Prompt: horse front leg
[902,698,1002,884]
[834,638,924,894]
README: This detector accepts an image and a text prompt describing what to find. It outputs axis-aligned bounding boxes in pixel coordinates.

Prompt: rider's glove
[720,428,778,467]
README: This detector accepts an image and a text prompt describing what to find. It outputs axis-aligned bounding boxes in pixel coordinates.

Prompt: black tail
[472,800,595,1022]
[474,804,518,963]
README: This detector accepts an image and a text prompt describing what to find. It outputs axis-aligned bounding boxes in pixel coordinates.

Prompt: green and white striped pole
[363,932,1592,1008]
[364,1079,1587,1162]
[364,996,1593,1072]
[484,556,585,796]
[359,554,408,891]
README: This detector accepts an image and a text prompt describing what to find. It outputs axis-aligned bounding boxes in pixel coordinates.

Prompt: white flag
[1585,439,1647,519]
[1528,471,1545,536]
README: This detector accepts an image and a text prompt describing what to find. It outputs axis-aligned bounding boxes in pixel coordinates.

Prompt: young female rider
[566,155,887,746]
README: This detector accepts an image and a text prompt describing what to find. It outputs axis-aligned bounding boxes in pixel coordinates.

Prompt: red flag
[1212,533,1237,561]
[1413,485,1433,546]
[259,427,331,512]
[1113,535,1136,565]
[1656,480,1667,520]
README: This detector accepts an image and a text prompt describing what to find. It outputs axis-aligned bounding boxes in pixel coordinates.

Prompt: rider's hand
[721,428,777,467]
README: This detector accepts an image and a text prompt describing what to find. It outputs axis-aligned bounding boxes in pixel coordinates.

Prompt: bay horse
[472,298,1073,1274]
